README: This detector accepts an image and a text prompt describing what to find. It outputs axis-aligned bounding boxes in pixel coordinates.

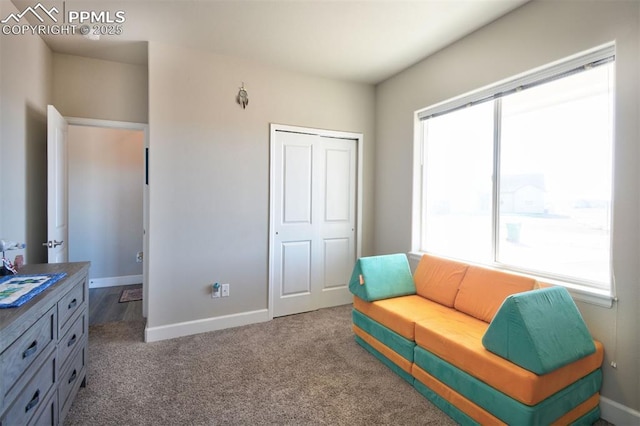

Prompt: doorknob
[42,240,63,248]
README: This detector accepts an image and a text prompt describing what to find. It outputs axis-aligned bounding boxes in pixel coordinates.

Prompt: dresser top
[0,262,90,351]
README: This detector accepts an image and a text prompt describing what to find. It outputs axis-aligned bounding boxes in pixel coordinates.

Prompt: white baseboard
[89,274,143,288]
[144,309,270,342]
[600,396,640,425]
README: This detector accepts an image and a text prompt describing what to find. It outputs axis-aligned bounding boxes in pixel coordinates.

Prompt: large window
[416,46,614,293]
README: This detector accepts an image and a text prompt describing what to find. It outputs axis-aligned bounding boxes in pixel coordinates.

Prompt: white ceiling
[11,0,529,84]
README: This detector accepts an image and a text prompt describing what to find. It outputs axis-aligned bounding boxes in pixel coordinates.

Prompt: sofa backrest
[413,254,469,307]
[454,266,536,323]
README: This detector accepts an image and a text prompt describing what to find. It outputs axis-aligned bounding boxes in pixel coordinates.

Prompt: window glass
[418,53,614,290]
[422,102,494,263]
[498,64,613,286]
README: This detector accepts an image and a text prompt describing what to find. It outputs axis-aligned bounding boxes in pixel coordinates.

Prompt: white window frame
[411,43,616,307]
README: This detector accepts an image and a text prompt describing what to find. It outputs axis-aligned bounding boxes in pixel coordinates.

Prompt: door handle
[42,240,64,248]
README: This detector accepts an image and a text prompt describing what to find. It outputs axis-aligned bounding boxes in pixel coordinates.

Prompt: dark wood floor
[89,284,143,325]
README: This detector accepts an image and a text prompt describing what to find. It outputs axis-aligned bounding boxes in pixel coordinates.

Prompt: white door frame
[65,116,150,319]
[268,123,363,319]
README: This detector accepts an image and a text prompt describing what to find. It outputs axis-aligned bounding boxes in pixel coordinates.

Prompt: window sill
[407,251,615,309]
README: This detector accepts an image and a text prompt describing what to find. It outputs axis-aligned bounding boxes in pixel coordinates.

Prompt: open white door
[46,105,69,263]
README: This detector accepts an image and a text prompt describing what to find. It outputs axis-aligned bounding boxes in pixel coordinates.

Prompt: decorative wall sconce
[237,83,249,109]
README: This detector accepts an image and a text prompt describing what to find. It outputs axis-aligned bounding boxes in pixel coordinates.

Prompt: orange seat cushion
[353,295,454,341]
[413,254,469,307]
[454,266,535,322]
[414,311,604,405]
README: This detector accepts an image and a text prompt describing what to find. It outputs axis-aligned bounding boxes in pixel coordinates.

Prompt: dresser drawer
[0,306,56,399]
[0,262,90,425]
[0,347,56,426]
[58,345,86,423]
[29,386,57,426]
[58,311,86,373]
[58,279,86,338]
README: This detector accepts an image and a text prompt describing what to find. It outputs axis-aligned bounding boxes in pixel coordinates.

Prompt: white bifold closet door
[271,130,357,317]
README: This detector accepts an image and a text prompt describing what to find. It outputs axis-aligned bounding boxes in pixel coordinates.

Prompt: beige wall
[375,0,639,420]
[68,126,144,280]
[52,53,148,124]
[3,0,635,419]
[147,42,375,330]
[0,1,52,263]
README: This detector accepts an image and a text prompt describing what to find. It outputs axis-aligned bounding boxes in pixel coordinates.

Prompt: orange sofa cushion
[414,311,604,405]
[353,295,453,341]
[413,254,469,307]
[454,266,535,322]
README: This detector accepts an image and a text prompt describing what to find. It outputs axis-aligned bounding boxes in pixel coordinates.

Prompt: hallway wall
[68,125,144,285]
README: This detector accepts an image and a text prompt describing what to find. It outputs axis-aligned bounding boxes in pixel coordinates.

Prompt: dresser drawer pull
[22,340,38,359]
[67,333,77,347]
[68,298,78,310]
[68,369,77,384]
[25,389,40,413]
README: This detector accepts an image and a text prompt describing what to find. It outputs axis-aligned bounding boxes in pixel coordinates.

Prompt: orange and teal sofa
[349,253,604,425]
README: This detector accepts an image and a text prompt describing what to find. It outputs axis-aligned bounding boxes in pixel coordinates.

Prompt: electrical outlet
[212,282,221,298]
[221,283,230,297]
[136,251,143,263]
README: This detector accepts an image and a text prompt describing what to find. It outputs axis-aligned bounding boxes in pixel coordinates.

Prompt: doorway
[269,124,363,318]
[65,117,149,319]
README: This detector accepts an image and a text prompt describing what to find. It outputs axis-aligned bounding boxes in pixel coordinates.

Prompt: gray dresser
[0,262,90,426]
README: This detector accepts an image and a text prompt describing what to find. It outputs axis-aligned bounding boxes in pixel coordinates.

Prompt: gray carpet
[65,304,613,426]
[64,304,456,425]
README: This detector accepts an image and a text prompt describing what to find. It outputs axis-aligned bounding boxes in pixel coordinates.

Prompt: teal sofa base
[353,309,602,425]
[354,335,414,385]
[414,345,602,425]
